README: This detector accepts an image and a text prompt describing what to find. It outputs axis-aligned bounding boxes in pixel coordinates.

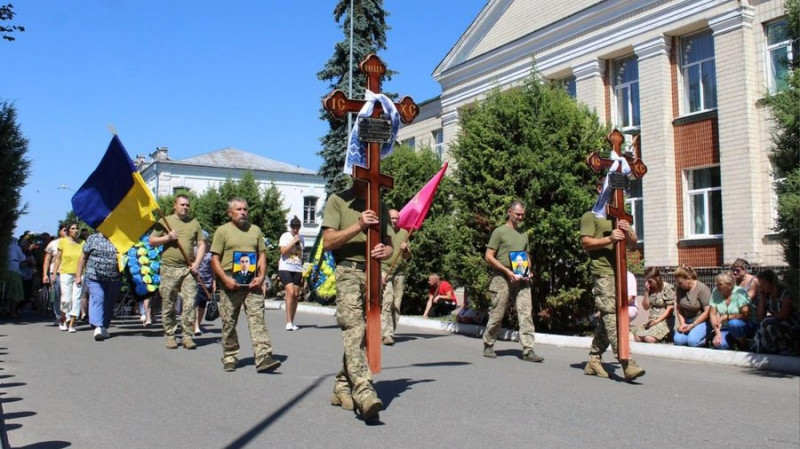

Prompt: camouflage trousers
[219,288,273,365]
[589,276,621,357]
[381,273,405,338]
[482,274,536,350]
[160,265,198,340]
[332,265,378,406]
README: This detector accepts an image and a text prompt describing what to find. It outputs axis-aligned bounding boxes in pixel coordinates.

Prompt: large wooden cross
[322,54,419,373]
[585,129,647,361]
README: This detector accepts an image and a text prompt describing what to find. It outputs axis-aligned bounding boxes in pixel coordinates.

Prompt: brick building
[397,0,791,268]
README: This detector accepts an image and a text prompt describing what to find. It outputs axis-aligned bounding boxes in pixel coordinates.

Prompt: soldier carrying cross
[581,129,647,382]
[321,54,419,422]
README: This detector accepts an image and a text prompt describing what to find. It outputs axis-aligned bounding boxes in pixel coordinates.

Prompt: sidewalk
[267,299,800,375]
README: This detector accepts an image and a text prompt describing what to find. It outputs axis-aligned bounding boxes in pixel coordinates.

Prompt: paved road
[2,302,799,449]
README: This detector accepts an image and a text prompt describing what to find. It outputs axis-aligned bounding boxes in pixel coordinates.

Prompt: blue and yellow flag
[71,135,159,257]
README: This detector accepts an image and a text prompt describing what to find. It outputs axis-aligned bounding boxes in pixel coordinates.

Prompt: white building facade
[397,0,790,268]
[138,146,326,249]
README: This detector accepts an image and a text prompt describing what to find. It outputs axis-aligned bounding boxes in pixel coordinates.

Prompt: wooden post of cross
[585,129,647,361]
[322,54,419,373]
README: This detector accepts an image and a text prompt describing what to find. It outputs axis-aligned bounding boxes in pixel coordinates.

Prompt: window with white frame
[613,56,640,130]
[560,75,577,98]
[303,196,318,224]
[401,137,415,149]
[432,129,444,160]
[765,19,792,92]
[681,31,717,113]
[626,178,644,241]
[685,166,722,237]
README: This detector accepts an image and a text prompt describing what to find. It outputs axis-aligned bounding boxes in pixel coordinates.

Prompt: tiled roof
[172,147,317,175]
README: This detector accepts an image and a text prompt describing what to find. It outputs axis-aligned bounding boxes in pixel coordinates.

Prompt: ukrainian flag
[71,135,159,257]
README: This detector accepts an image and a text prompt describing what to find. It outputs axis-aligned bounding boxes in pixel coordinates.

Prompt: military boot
[358,395,383,422]
[583,355,609,378]
[330,389,354,411]
[621,359,646,381]
[165,337,178,349]
[182,338,197,350]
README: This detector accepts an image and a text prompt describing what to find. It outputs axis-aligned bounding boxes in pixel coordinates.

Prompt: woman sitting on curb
[672,266,712,347]
[708,272,752,350]
[634,267,675,343]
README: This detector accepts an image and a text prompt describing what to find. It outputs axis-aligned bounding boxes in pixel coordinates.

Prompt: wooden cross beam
[321,54,419,374]
[585,129,647,361]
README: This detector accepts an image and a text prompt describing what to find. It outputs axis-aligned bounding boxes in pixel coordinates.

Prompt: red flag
[397,162,448,230]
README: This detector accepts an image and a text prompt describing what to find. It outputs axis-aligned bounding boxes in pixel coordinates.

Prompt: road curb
[269,299,800,375]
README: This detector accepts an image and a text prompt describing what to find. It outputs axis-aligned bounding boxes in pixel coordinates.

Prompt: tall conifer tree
[317,0,392,195]
[0,102,30,270]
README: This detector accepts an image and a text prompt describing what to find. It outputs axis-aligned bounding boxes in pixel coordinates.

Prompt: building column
[574,59,607,125]
[710,6,768,265]
[441,109,460,164]
[634,36,678,267]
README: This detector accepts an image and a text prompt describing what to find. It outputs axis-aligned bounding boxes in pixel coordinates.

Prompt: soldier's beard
[235,217,250,228]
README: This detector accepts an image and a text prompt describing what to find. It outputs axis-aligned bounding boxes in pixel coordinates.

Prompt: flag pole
[153,207,213,300]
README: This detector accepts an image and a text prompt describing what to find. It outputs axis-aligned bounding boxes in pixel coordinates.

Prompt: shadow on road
[375,378,434,409]
[222,374,328,449]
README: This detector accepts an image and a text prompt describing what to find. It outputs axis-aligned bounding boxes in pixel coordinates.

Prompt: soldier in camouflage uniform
[482,200,543,362]
[381,209,411,346]
[580,180,645,381]
[210,198,280,373]
[149,195,206,350]
[322,180,393,422]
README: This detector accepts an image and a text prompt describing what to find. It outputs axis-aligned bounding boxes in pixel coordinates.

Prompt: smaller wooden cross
[322,54,419,373]
[585,129,647,361]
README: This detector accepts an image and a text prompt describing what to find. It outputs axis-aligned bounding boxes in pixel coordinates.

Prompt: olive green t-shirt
[150,214,203,267]
[579,211,614,277]
[321,190,390,263]
[382,227,409,272]
[210,222,266,272]
[677,281,712,319]
[487,224,528,270]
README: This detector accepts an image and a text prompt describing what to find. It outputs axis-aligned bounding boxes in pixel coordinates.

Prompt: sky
[3,0,487,237]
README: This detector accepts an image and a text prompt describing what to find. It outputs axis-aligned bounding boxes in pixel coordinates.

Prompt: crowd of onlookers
[2,227,798,357]
[631,259,800,356]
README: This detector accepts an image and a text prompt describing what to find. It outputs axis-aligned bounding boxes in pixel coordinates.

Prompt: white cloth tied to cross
[591,151,631,219]
[343,89,400,174]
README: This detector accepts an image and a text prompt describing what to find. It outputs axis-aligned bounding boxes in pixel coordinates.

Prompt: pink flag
[397,162,448,230]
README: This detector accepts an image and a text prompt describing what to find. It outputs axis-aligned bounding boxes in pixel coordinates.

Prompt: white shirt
[45,239,60,274]
[278,232,304,272]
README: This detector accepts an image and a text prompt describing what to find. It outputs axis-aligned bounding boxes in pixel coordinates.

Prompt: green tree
[0,102,30,271]
[381,145,456,313]
[193,186,228,232]
[317,0,392,195]
[763,0,800,297]
[1,4,24,42]
[258,183,289,244]
[258,183,289,275]
[449,75,608,332]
